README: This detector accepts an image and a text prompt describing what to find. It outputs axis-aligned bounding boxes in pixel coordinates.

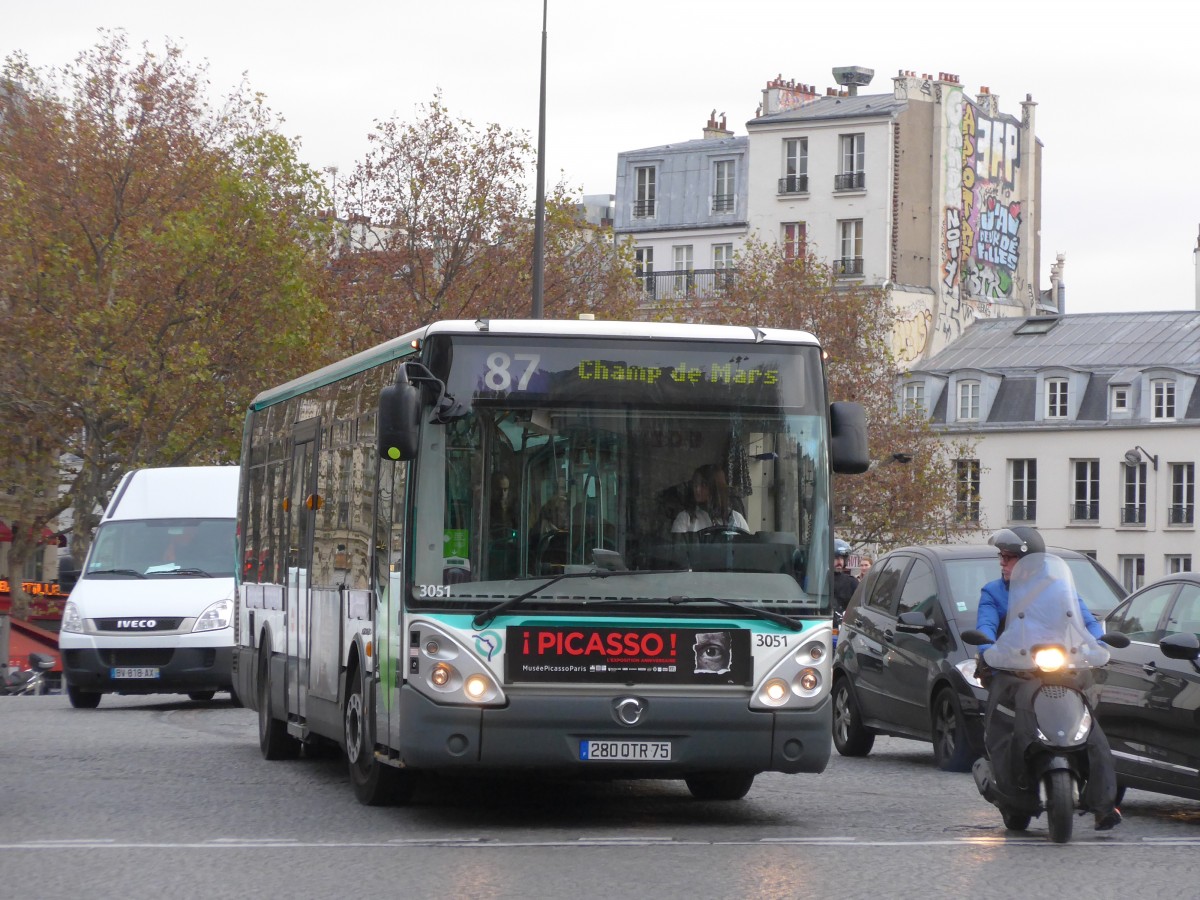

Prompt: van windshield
[84,518,236,578]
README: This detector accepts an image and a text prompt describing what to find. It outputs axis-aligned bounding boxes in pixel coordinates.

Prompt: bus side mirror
[830,401,869,474]
[378,381,422,461]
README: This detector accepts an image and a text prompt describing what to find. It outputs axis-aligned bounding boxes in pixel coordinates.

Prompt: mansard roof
[914,311,1200,374]
[748,92,907,126]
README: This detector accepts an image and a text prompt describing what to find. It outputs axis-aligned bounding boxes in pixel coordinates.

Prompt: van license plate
[580,740,671,761]
[112,667,160,679]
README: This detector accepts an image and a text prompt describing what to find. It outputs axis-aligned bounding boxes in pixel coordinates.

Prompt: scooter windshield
[983,552,1110,671]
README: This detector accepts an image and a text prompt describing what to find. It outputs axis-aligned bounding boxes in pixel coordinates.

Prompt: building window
[635,247,654,294]
[1122,461,1147,525]
[672,244,694,295]
[903,382,925,414]
[1110,387,1128,413]
[712,160,735,213]
[837,219,863,275]
[1072,459,1100,522]
[836,133,865,190]
[1168,555,1193,574]
[957,380,980,422]
[1152,379,1176,420]
[955,459,981,523]
[1010,459,1037,521]
[712,243,734,270]
[1171,462,1195,525]
[1046,378,1068,418]
[1118,555,1145,592]
[634,166,656,218]
[782,222,806,261]
[780,138,808,193]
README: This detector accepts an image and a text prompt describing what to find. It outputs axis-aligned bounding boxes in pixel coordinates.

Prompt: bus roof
[250,318,821,410]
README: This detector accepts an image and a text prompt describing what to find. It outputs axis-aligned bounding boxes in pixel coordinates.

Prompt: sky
[3,1,1198,315]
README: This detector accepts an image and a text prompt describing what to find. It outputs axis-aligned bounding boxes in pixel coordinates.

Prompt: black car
[832,544,1126,772]
[1098,573,1200,802]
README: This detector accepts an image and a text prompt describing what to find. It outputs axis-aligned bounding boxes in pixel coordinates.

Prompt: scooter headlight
[1033,646,1067,672]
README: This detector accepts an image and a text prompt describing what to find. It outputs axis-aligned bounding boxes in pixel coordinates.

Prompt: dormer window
[903,381,925,414]
[958,380,980,422]
[1111,386,1129,413]
[1152,379,1176,421]
[1046,378,1068,418]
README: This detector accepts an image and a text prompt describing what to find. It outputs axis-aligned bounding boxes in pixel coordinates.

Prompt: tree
[327,94,640,354]
[664,238,975,553]
[0,33,332,617]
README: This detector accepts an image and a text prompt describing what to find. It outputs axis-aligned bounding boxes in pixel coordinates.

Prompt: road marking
[5,836,1200,850]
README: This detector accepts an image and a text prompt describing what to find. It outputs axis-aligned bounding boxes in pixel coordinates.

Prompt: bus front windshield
[409,337,833,616]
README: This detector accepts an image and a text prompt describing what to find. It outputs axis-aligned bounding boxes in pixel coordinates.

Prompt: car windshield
[83,518,236,578]
[942,553,1124,628]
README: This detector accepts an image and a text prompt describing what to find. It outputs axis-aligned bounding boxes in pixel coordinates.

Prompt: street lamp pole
[531,0,547,319]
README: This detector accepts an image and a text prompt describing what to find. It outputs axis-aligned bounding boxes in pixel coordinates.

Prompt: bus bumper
[396,685,831,776]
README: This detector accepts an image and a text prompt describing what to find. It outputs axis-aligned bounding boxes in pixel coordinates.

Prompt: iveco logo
[613,697,646,727]
[116,619,157,629]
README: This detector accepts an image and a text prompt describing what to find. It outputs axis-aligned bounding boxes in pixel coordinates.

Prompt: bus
[233,318,868,804]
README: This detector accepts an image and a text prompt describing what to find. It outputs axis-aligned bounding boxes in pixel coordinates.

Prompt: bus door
[286,419,320,720]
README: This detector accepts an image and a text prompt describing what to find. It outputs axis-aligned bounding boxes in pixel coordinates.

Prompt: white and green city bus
[232,318,868,804]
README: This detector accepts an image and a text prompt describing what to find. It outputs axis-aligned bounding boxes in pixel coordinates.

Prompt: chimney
[1048,253,1066,314]
[1195,225,1200,311]
[760,77,820,115]
[702,109,732,139]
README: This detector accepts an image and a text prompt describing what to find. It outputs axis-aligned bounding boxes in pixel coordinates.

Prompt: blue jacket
[976,577,1104,648]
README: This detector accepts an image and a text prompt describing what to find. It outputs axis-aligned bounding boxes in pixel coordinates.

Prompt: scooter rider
[975,526,1121,831]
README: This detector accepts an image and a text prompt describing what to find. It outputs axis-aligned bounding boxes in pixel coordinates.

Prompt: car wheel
[832,677,875,756]
[66,682,101,709]
[931,688,974,772]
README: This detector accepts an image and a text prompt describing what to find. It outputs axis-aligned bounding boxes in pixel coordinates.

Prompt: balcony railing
[834,171,866,191]
[778,175,809,194]
[1009,502,1036,522]
[711,194,735,213]
[636,268,736,301]
[633,199,656,218]
[1071,501,1100,522]
[1169,504,1195,526]
[835,257,864,276]
[1120,504,1147,526]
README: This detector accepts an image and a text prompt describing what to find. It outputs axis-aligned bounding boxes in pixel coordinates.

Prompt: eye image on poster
[693,631,732,674]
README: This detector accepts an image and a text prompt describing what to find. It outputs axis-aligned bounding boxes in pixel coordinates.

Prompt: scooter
[2,652,57,696]
[961,553,1128,844]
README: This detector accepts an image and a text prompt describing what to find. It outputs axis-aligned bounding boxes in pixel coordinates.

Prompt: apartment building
[615,68,1048,363]
[905,311,1200,590]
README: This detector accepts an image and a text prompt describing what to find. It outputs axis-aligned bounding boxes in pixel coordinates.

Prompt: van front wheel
[66,682,101,709]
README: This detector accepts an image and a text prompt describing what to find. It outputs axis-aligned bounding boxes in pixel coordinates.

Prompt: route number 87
[485,353,541,391]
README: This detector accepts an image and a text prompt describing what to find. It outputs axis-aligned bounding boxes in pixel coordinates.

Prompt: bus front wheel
[345,663,404,806]
[684,773,755,801]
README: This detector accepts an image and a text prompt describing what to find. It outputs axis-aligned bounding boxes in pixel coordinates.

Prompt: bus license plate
[580,740,671,761]
[111,667,160,679]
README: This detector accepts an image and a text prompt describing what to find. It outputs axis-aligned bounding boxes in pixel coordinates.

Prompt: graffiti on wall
[942,87,1024,302]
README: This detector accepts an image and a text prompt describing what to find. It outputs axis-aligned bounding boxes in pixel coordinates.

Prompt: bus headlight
[410,621,506,706]
[431,664,452,687]
[750,626,833,710]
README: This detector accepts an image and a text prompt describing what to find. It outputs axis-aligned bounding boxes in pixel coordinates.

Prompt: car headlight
[61,600,84,633]
[954,658,983,688]
[192,598,233,632]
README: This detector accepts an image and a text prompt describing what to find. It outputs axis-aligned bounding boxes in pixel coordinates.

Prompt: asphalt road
[2,692,1198,899]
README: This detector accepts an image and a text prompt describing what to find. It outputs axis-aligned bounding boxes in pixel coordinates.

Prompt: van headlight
[61,601,84,633]
[192,598,233,632]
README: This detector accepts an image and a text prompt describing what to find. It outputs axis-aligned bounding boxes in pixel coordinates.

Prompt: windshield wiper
[472,569,682,628]
[86,568,146,579]
[161,568,213,577]
[666,595,804,631]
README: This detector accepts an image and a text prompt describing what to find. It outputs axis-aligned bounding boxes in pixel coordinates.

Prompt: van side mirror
[830,401,869,474]
[377,380,422,461]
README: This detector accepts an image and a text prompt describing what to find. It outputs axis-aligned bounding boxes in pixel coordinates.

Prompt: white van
[59,466,239,708]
